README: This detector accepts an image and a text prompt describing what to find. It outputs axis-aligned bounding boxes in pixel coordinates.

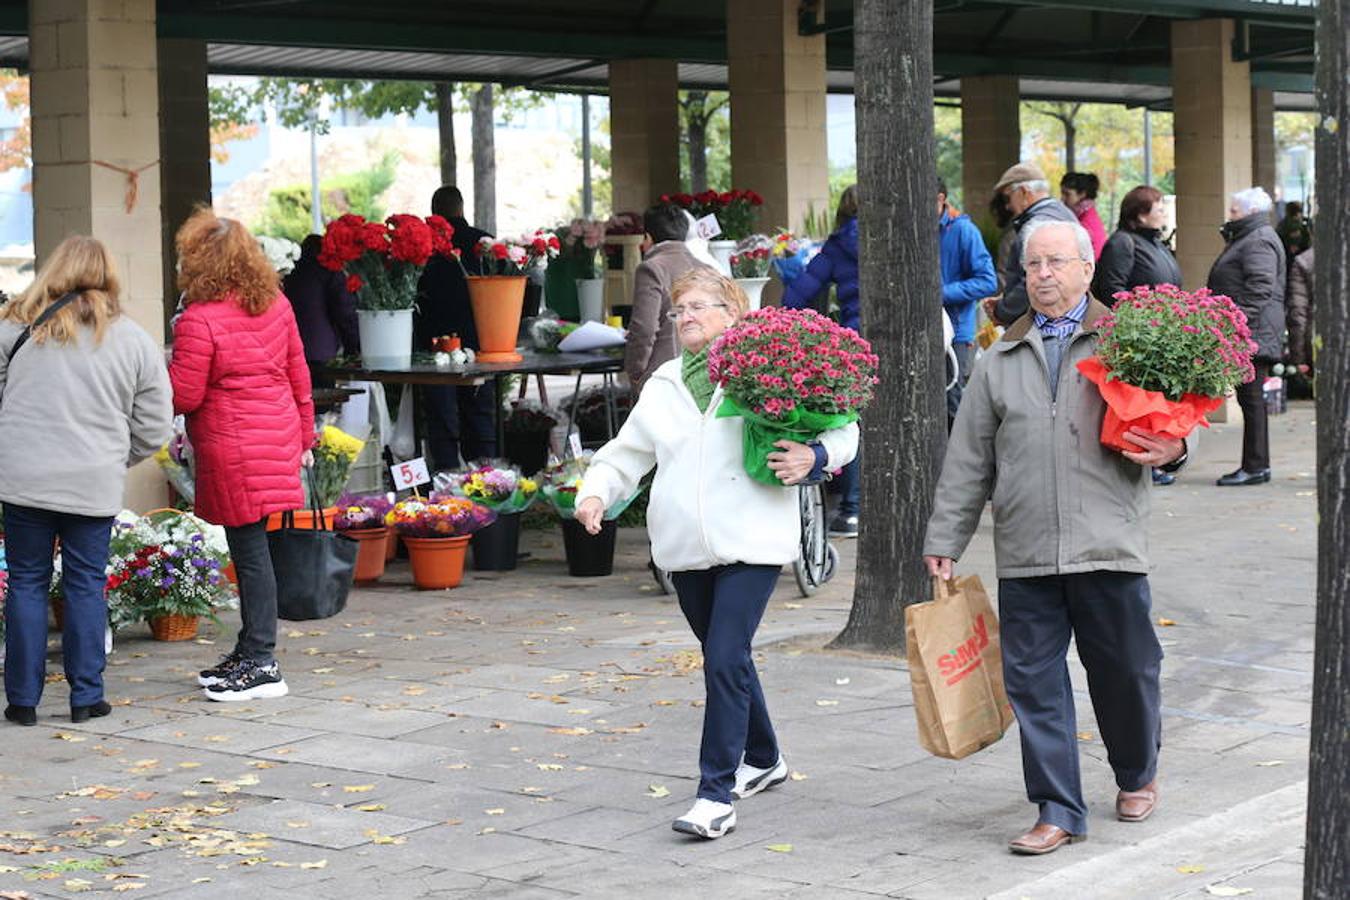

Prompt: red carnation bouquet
[473,229,562,276]
[318,213,457,311]
[658,188,764,240]
[1077,285,1257,451]
[708,307,878,485]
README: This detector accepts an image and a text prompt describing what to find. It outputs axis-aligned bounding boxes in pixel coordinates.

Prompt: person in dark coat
[985,162,1078,326]
[283,235,360,369]
[416,185,495,471]
[1207,187,1286,487]
[1092,185,1183,302]
[1274,200,1312,262]
[783,186,861,536]
[1284,247,1315,396]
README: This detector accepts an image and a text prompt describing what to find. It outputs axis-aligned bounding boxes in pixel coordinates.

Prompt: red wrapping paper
[1076,356,1224,452]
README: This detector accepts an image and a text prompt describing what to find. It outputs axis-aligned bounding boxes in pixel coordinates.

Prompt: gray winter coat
[1206,213,1286,362]
[924,299,1152,578]
[993,197,1078,325]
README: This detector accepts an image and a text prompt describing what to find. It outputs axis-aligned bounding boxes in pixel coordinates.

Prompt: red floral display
[658,188,764,240]
[318,213,457,311]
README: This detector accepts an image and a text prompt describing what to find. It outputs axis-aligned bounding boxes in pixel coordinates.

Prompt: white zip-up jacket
[577,357,859,573]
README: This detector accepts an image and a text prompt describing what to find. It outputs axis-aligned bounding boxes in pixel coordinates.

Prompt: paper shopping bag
[905,575,1014,760]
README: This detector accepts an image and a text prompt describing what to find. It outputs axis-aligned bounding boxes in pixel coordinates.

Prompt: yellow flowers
[319,425,364,463]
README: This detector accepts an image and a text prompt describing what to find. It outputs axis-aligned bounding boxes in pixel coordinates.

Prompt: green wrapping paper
[714,396,854,486]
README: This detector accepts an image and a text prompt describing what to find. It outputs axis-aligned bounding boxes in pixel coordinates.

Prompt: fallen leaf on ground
[285,822,309,829]
[815,700,839,707]
[782,603,803,610]
[766,844,793,853]
[484,808,505,816]
[343,785,375,793]
[646,785,671,799]
[1177,865,1206,874]
[63,880,94,893]
[549,727,592,736]
[111,884,145,893]
[790,771,809,781]
[53,732,87,743]
[1077,732,1094,741]
[835,677,851,685]
[537,764,564,771]
[356,804,386,812]
[1204,886,1252,897]
[178,762,202,769]
[1157,618,1177,627]
[1255,760,1284,767]
[299,860,327,870]
[365,830,406,845]
[310,782,332,788]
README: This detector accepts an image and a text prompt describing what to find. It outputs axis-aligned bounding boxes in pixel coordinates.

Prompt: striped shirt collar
[1032,295,1090,340]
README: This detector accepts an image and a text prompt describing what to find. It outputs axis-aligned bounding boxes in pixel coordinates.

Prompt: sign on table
[390,457,431,491]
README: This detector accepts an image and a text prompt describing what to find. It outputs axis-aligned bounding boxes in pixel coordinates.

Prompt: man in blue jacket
[938,180,998,421]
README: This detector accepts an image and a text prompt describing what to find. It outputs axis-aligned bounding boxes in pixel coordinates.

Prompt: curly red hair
[175,207,279,315]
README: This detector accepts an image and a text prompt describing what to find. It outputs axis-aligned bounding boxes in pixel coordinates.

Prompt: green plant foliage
[255,152,399,242]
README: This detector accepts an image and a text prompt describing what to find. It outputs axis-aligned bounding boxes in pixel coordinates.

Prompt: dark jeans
[1235,361,1271,472]
[671,564,781,804]
[836,456,861,517]
[225,519,277,666]
[998,572,1163,836]
[3,504,112,708]
[946,341,975,425]
[425,383,498,471]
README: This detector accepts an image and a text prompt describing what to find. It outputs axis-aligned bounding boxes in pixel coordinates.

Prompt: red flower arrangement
[1077,285,1257,451]
[472,230,561,276]
[708,307,878,485]
[318,213,458,311]
[658,188,764,241]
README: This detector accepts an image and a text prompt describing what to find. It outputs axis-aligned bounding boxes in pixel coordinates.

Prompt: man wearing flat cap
[985,162,1077,326]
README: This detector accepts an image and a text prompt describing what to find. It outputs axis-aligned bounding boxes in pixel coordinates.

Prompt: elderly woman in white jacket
[576,269,858,839]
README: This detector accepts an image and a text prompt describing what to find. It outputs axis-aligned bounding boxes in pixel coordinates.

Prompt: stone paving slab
[211,798,435,849]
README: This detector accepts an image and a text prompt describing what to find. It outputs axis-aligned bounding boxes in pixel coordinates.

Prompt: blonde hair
[176,207,279,316]
[671,268,749,320]
[1,235,122,345]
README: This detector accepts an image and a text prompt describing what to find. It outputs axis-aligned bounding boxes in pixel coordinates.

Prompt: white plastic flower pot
[576,278,605,323]
[357,308,414,369]
[735,276,771,311]
[708,240,737,276]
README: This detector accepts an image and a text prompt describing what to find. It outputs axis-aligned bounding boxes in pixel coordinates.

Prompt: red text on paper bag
[390,457,431,491]
[938,614,991,686]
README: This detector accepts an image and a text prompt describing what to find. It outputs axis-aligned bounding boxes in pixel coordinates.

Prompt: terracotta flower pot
[467,275,527,363]
[149,614,199,642]
[224,561,238,585]
[346,527,389,583]
[402,535,471,590]
[266,507,339,532]
[385,531,399,562]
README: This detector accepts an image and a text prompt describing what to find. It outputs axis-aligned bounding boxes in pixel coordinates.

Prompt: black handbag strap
[278,470,328,531]
[8,291,80,361]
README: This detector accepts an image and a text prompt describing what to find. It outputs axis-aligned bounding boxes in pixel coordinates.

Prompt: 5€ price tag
[390,457,431,491]
[694,214,722,240]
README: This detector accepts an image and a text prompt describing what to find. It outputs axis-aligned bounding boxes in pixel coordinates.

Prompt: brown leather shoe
[1008,822,1085,855]
[1117,781,1159,822]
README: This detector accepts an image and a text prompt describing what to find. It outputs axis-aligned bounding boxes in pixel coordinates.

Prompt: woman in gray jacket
[0,236,173,726]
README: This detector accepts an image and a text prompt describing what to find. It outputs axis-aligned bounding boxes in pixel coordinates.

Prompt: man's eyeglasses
[1024,255,1080,273]
[666,302,728,321]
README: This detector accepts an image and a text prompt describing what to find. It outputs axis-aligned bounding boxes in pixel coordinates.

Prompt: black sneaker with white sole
[198,649,245,687]
[732,755,788,799]
[828,514,859,537]
[203,659,289,702]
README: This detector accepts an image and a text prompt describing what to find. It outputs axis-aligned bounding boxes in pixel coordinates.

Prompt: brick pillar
[960,75,1021,219]
[1171,18,1252,291]
[1250,86,1276,198]
[609,58,680,214]
[727,0,829,236]
[158,38,212,331]
[29,0,166,510]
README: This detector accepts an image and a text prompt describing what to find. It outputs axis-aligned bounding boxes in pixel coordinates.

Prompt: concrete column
[609,58,680,214]
[1250,85,1276,198]
[727,0,829,236]
[29,0,166,510]
[158,38,212,329]
[1171,18,1252,290]
[960,75,1021,217]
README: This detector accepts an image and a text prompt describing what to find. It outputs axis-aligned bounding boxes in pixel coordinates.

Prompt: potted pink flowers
[708,307,878,485]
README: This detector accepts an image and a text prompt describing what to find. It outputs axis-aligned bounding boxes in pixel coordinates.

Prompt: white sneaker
[672,798,736,839]
[732,755,788,800]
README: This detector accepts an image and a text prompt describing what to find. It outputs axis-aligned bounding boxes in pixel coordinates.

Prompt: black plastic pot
[560,518,617,577]
[504,430,551,476]
[471,511,521,571]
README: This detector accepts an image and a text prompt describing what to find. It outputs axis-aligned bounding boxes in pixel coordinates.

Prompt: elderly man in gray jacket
[924,219,1187,856]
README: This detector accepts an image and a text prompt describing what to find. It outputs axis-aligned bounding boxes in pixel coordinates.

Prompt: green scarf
[682,347,715,413]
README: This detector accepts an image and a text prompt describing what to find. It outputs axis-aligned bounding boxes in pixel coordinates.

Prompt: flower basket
[467,275,528,363]
[1076,357,1224,452]
[149,613,199,642]
[403,535,471,589]
[559,518,617,577]
[346,527,389,583]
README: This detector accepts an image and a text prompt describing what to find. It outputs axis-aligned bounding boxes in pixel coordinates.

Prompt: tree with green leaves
[679,90,729,193]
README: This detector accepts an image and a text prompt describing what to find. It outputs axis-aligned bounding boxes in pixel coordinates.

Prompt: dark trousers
[3,504,112,708]
[946,341,975,425]
[425,383,498,472]
[1235,361,1271,472]
[998,572,1162,835]
[836,456,861,517]
[671,564,781,803]
[225,520,278,666]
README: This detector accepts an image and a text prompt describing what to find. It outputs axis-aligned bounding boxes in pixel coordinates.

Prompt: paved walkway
[0,402,1317,899]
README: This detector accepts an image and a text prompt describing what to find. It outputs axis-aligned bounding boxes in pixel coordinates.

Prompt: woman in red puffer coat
[169,208,314,704]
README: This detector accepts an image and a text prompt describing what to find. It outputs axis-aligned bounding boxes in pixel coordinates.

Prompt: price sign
[390,457,431,491]
[695,214,722,240]
[568,431,584,458]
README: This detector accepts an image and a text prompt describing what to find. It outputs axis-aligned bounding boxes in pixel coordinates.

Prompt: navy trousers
[3,503,113,708]
[998,572,1163,835]
[425,383,498,471]
[671,564,781,804]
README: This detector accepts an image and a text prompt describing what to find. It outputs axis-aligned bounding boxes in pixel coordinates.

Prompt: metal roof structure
[0,0,1317,109]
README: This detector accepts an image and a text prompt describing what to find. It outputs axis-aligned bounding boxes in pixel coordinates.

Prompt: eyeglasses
[666,302,728,321]
[1024,255,1081,273]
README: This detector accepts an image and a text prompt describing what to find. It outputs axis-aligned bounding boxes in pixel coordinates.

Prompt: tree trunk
[686,91,710,193]
[471,83,496,233]
[434,82,457,187]
[1305,0,1348,892]
[830,0,944,652]
[1064,118,1076,173]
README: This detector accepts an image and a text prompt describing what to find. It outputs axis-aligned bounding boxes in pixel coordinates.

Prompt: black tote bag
[269,487,359,621]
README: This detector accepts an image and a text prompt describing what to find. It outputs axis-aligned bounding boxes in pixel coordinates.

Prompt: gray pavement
[0,401,1318,899]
